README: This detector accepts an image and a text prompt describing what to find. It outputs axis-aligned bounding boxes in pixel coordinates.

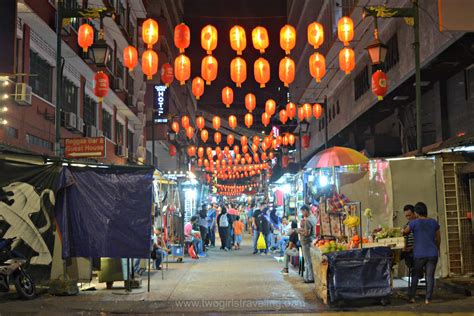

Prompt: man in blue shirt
[403,202,440,304]
[206,203,217,248]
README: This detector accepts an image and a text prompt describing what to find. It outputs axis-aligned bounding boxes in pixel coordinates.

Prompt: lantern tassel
[378,96,383,101]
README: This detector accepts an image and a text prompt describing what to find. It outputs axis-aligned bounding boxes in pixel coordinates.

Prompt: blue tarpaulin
[55,166,154,259]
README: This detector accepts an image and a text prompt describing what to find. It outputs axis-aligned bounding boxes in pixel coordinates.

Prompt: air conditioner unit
[76,117,84,134]
[86,125,97,137]
[14,83,32,105]
[61,112,77,130]
[115,77,124,91]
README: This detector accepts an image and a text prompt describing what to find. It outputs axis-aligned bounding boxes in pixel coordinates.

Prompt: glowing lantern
[142,18,159,49]
[171,121,180,134]
[279,109,288,124]
[192,77,205,100]
[279,57,295,87]
[230,57,247,88]
[254,57,270,88]
[339,47,355,74]
[78,24,94,52]
[201,24,218,55]
[241,135,248,146]
[245,113,253,128]
[245,93,256,113]
[286,102,297,120]
[371,70,388,100]
[297,106,305,121]
[233,145,240,155]
[212,116,221,130]
[214,132,222,144]
[227,134,235,146]
[201,55,218,85]
[196,116,205,130]
[313,103,323,119]
[186,126,194,139]
[252,143,258,153]
[93,71,109,102]
[198,147,205,158]
[253,136,260,146]
[262,112,270,127]
[201,129,209,143]
[261,152,267,161]
[309,52,326,83]
[280,24,296,55]
[174,54,191,85]
[272,139,278,149]
[265,99,276,116]
[337,16,354,46]
[187,145,196,157]
[198,158,203,167]
[230,25,246,55]
[252,26,269,53]
[308,22,324,49]
[169,144,177,157]
[302,103,312,120]
[142,50,158,80]
[283,134,289,146]
[174,23,190,53]
[264,136,272,149]
[222,86,234,108]
[228,115,237,129]
[269,152,274,159]
[288,133,296,146]
[181,115,190,129]
[123,46,138,72]
[160,63,174,86]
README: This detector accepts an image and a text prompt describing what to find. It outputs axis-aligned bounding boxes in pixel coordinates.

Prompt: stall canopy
[305,146,369,169]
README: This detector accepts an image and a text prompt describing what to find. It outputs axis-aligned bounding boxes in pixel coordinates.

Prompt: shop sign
[64,137,106,158]
[153,84,169,123]
[272,126,280,137]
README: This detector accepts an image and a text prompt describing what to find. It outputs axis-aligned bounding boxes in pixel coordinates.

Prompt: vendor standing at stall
[298,204,317,284]
[403,202,440,305]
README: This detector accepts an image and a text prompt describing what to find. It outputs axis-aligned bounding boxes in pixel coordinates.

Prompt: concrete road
[0,235,473,315]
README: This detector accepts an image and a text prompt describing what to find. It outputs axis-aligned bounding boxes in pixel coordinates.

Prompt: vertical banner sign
[153,84,169,123]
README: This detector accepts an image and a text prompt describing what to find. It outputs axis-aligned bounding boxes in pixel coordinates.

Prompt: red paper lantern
[229,115,237,129]
[339,47,355,74]
[222,86,234,108]
[142,50,158,80]
[230,25,246,55]
[181,115,190,129]
[245,93,256,113]
[303,103,312,120]
[214,132,222,144]
[230,57,247,87]
[245,113,253,128]
[308,22,324,49]
[280,24,296,55]
[309,52,326,83]
[78,24,94,52]
[265,99,276,116]
[201,24,218,54]
[93,71,109,102]
[212,116,221,130]
[196,116,205,130]
[252,26,269,53]
[174,23,190,53]
[313,103,323,119]
[160,63,174,86]
[241,136,248,146]
[337,16,354,46]
[252,135,260,147]
[123,46,138,72]
[371,70,388,100]
[171,121,180,134]
[192,77,205,100]
[142,18,159,49]
[198,146,205,158]
[187,145,196,157]
[262,112,270,127]
[288,133,295,146]
[233,145,240,155]
[201,55,218,85]
[279,56,295,87]
[201,129,209,143]
[254,57,270,88]
[297,106,305,121]
[186,126,194,139]
[175,54,191,85]
[227,134,235,146]
[286,102,297,120]
[279,109,288,124]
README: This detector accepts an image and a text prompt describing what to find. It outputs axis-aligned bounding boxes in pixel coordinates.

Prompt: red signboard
[65,137,106,158]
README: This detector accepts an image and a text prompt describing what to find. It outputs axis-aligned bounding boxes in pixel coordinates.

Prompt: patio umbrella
[305,146,369,169]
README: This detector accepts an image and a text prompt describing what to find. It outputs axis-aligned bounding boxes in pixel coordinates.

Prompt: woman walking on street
[217,206,231,251]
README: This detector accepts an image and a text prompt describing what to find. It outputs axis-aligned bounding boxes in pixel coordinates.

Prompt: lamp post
[55,1,114,156]
[363,1,422,155]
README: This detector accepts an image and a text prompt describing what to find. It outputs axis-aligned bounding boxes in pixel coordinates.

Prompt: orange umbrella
[305,146,368,168]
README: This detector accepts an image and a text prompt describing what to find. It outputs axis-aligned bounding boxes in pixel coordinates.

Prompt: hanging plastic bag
[188,244,198,259]
[257,232,266,250]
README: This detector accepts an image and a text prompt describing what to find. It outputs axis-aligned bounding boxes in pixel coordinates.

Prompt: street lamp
[168,130,177,143]
[366,37,388,65]
[299,120,310,134]
[89,39,112,68]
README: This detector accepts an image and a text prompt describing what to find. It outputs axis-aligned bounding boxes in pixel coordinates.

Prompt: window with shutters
[354,65,370,101]
[102,110,113,139]
[116,122,124,145]
[30,50,53,102]
[62,78,78,113]
[84,95,97,126]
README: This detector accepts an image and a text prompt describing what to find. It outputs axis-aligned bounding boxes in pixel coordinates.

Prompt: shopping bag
[257,232,267,250]
[188,244,198,259]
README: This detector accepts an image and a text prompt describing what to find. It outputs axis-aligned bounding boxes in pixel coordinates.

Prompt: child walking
[233,216,244,250]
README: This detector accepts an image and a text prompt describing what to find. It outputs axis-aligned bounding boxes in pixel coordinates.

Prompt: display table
[311,247,393,305]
